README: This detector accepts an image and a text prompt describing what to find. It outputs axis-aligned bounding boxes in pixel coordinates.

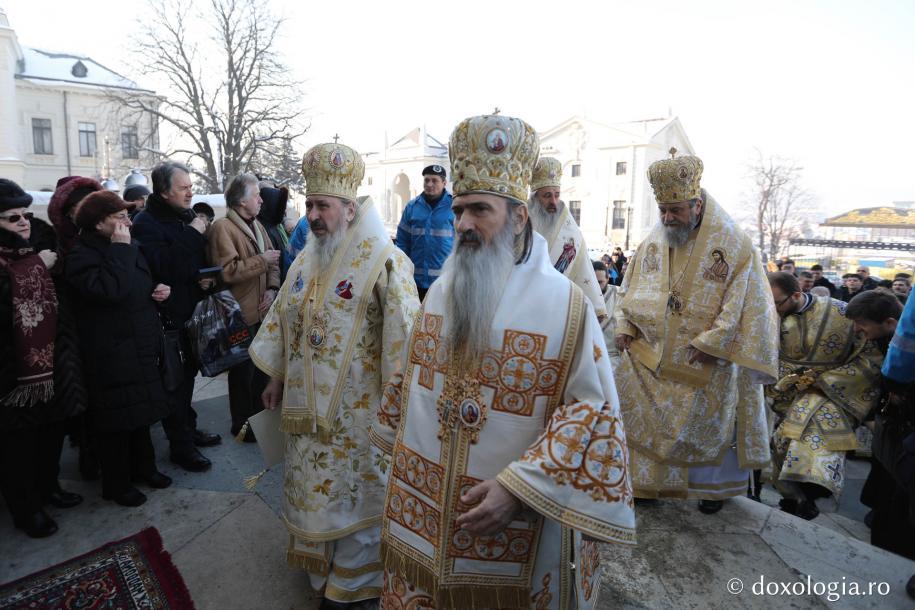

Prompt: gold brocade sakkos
[613,193,779,497]
[769,295,884,495]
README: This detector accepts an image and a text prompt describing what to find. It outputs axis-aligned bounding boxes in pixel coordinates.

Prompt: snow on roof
[16,47,154,93]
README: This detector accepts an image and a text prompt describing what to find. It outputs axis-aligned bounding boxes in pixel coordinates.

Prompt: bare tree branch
[744,150,815,262]
[110,0,307,193]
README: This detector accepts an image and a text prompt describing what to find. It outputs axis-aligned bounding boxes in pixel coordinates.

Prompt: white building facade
[0,8,160,191]
[359,126,449,228]
[360,116,695,248]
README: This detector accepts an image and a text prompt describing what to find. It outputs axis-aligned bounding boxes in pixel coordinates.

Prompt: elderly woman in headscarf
[0,179,86,538]
[65,191,173,507]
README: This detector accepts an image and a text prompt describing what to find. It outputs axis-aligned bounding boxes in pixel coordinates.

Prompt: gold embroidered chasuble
[769,295,884,495]
[612,197,779,497]
[250,198,420,571]
[372,234,635,610]
[538,204,608,320]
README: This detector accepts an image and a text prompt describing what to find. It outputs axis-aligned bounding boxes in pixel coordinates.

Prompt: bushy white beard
[443,216,516,363]
[528,197,563,237]
[661,208,699,247]
[304,222,347,270]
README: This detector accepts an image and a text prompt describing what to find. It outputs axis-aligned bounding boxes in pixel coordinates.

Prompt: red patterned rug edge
[0,526,195,609]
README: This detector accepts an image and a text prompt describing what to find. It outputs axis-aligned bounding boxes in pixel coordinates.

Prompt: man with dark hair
[837,272,864,302]
[376,113,635,607]
[766,271,884,520]
[798,270,814,293]
[132,161,221,472]
[892,277,911,304]
[845,289,902,345]
[123,185,151,219]
[779,258,797,275]
[192,202,215,228]
[810,264,836,297]
[395,164,454,301]
[594,260,621,364]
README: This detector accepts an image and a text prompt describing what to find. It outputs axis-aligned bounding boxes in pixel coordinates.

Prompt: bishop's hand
[455,479,522,536]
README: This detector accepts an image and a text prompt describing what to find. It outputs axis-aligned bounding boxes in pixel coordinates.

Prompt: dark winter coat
[131,193,208,326]
[0,219,88,430]
[65,232,170,432]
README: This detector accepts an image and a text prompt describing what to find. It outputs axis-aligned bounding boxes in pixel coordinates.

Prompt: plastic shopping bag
[186,290,253,376]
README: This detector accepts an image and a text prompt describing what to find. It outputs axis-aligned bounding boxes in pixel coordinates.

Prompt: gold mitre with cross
[530,157,562,192]
[449,112,539,205]
[301,140,365,201]
[648,147,703,204]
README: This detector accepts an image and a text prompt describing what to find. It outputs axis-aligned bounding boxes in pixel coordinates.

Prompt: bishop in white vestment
[251,142,420,604]
[527,157,608,321]
[373,114,635,610]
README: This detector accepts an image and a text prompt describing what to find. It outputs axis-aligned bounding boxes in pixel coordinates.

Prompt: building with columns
[361,116,694,248]
[0,7,160,191]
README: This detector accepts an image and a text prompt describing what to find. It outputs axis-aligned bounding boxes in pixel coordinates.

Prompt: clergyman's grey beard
[528,197,563,236]
[443,216,516,362]
[661,209,699,247]
[305,222,347,269]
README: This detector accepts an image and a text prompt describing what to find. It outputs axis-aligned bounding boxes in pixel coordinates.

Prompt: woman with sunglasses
[0,178,86,538]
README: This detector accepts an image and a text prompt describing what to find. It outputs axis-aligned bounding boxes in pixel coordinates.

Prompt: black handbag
[158,314,186,393]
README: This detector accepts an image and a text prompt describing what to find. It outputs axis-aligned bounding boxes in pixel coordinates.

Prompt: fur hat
[48,176,103,253]
[0,179,32,213]
[122,184,151,202]
[74,190,129,231]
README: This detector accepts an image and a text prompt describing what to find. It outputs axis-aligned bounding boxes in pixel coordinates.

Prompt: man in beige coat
[208,172,281,441]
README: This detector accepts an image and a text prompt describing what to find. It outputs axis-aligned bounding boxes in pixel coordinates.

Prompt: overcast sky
[5,0,915,217]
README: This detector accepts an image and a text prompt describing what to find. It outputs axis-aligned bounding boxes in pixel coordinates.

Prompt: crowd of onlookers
[0,163,308,538]
[2,162,913,557]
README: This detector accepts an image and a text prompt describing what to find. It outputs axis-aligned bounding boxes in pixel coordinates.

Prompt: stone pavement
[1,374,913,609]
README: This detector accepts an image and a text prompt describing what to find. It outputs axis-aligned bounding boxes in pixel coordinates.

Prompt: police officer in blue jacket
[395,165,454,301]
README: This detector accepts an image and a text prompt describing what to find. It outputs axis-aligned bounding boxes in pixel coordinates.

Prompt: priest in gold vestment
[613,149,779,513]
[373,114,635,610]
[250,142,420,605]
[527,157,607,320]
[766,272,883,519]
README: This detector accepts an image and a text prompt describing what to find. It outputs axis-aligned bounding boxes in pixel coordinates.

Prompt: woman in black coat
[65,191,172,507]
[0,179,86,538]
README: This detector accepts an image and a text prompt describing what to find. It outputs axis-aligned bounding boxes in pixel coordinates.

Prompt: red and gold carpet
[0,527,194,609]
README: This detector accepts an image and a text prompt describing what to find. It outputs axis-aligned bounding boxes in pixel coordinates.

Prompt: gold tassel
[234,420,250,443]
[243,470,268,490]
[380,540,530,608]
[286,550,330,576]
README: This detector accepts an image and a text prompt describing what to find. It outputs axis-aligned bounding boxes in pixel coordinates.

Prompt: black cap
[0,179,33,212]
[122,184,151,201]
[422,165,446,179]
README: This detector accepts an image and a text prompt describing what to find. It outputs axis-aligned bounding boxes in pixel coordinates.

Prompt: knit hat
[122,184,151,202]
[74,190,129,231]
[0,179,32,213]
